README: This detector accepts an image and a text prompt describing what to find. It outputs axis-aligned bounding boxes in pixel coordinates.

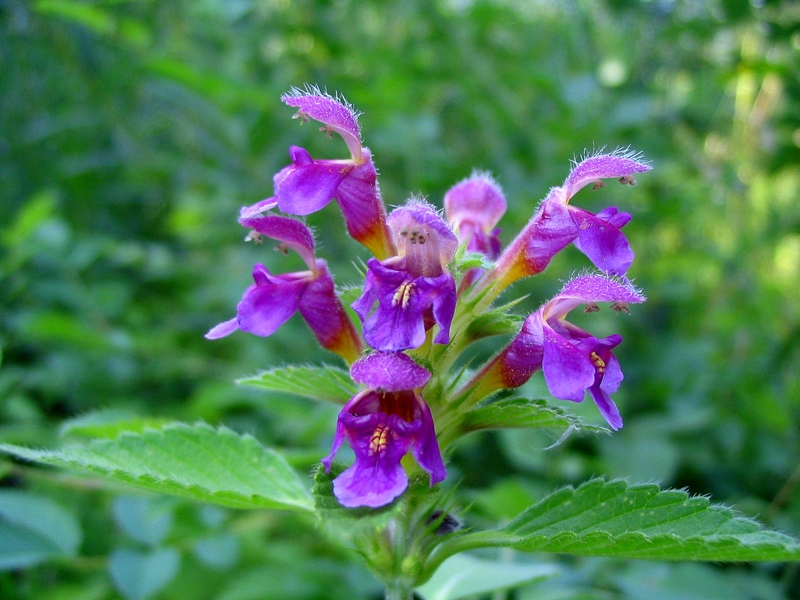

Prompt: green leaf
[60,409,172,440]
[237,365,358,405]
[462,398,609,435]
[416,553,558,600]
[108,547,180,600]
[0,423,313,513]
[193,533,240,569]
[35,0,116,35]
[427,479,800,568]
[464,307,522,341]
[0,490,82,569]
[112,496,175,546]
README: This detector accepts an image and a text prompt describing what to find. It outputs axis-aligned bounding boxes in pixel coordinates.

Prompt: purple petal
[541,324,596,402]
[563,151,651,199]
[495,193,579,278]
[547,275,646,320]
[239,215,316,269]
[321,405,351,472]
[282,88,363,161]
[388,201,460,265]
[568,206,634,276]
[205,318,239,340]
[409,397,446,485]
[600,352,624,395]
[588,385,623,430]
[296,262,362,360]
[239,197,278,219]
[332,411,413,508]
[444,172,507,232]
[431,274,457,345]
[275,147,348,215]
[353,260,457,352]
[595,206,632,228]
[236,265,307,337]
[332,149,395,258]
[493,313,546,388]
[350,352,431,391]
[352,260,427,351]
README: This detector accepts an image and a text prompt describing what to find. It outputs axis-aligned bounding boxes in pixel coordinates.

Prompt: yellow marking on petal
[369,424,390,456]
[590,351,606,373]
[392,281,415,308]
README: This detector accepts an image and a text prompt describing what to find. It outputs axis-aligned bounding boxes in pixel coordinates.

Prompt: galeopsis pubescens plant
[207,87,649,509]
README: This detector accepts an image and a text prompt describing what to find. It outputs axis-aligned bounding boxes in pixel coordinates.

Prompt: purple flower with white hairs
[352,201,459,351]
[240,88,395,260]
[205,215,362,363]
[444,172,507,260]
[464,274,645,429]
[323,352,446,508]
[486,150,650,293]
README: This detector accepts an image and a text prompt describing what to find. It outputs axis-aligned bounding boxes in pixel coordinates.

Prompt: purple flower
[352,201,459,351]
[484,150,650,294]
[463,274,645,429]
[205,215,363,363]
[240,88,396,260]
[444,172,506,260]
[322,352,446,508]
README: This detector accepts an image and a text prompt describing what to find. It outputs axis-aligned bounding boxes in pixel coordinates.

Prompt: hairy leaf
[0,423,313,512]
[462,398,608,435]
[426,479,800,570]
[237,365,358,404]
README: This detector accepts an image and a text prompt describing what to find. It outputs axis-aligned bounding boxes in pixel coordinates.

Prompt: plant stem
[384,578,414,600]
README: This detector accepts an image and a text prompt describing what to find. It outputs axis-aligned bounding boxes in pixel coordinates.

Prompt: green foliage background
[1,0,799,598]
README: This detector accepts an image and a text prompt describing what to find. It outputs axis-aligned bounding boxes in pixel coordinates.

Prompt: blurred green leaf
[237,365,358,405]
[0,423,314,512]
[416,553,558,600]
[0,490,82,569]
[108,547,180,600]
[112,496,175,547]
[35,0,115,35]
[192,533,240,569]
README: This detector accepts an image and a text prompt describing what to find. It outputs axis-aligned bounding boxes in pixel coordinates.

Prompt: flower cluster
[208,87,650,508]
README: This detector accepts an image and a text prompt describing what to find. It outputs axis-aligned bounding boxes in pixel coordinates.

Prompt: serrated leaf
[464,308,522,341]
[237,365,357,404]
[0,423,313,512]
[60,409,171,439]
[337,284,364,306]
[0,490,82,569]
[427,479,800,567]
[416,553,558,600]
[462,398,608,435]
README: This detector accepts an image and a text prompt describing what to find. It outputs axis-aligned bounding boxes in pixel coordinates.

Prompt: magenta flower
[352,201,459,351]
[464,274,645,429]
[444,171,506,260]
[485,150,650,294]
[240,88,396,260]
[205,215,362,363]
[322,352,446,508]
